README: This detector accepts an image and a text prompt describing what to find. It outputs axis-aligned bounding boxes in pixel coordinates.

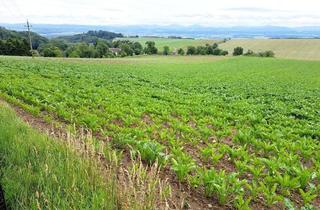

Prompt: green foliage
[185,44,228,56]
[136,140,167,165]
[133,42,143,55]
[234,194,251,210]
[201,169,245,205]
[56,30,123,44]
[201,146,224,164]
[144,41,158,55]
[0,27,48,50]
[177,48,185,55]
[171,147,196,182]
[0,103,117,209]
[299,188,318,204]
[284,198,296,210]
[233,47,244,56]
[41,46,63,57]
[0,38,31,56]
[163,46,170,55]
[0,56,319,209]
[244,49,275,57]
[258,183,282,207]
[186,46,196,55]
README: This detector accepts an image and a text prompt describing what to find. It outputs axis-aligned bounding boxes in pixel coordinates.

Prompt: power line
[25,20,33,51]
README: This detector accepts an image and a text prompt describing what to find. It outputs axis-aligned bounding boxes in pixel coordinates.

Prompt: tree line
[0,27,274,58]
[38,40,160,58]
[232,46,275,57]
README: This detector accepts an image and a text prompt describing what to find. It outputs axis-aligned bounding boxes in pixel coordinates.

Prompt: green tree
[196,46,207,55]
[220,50,229,56]
[233,47,244,56]
[49,40,68,51]
[206,45,214,55]
[177,48,185,55]
[186,46,196,55]
[163,46,170,55]
[42,46,63,57]
[133,42,143,55]
[95,41,109,58]
[78,43,96,58]
[120,43,134,56]
[144,41,158,55]
[213,48,222,55]
[212,43,218,49]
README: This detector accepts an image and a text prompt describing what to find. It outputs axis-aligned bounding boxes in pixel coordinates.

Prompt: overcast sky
[1,0,320,26]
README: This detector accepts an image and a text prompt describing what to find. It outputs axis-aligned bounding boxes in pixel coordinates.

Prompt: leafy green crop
[0,56,319,209]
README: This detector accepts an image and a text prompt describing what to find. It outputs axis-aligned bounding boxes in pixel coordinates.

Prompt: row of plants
[0,56,319,209]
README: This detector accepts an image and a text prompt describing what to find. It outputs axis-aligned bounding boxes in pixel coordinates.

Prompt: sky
[1,0,320,27]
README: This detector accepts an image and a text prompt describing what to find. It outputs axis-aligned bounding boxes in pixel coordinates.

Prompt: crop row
[0,57,319,209]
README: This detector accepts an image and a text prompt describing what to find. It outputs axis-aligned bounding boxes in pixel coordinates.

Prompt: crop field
[116,37,218,51]
[0,56,320,209]
[220,39,320,60]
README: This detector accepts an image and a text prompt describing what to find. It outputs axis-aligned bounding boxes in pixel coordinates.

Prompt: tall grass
[0,102,118,209]
[0,102,173,209]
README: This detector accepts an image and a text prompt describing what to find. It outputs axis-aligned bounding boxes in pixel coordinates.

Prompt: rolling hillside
[220,39,320,60]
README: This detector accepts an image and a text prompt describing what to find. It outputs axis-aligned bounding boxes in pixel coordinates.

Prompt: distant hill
[2,23,320,39]
[0,27,48,49]
[54,30,124,44]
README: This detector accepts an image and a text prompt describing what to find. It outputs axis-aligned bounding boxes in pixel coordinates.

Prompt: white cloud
[0,0,320,26]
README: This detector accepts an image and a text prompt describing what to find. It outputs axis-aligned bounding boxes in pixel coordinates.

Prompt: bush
[260,50,275,57]
[220,50,229,56]
[196,46,207,55]
[42,46,63,57]
[186,46,196,55]
[144,41,158,55]
[244,50,255,56]
[213,48,222,55]
[133,42,143,55]
[212,43,218,49]
[177,48,185,55]
[233,47,244,56]
[244,50,275,58]
[163,46,170,55]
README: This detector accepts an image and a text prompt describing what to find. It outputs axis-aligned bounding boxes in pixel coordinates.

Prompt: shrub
[144,41,158,55]
[177,48,185,55]
[196,46,207,55]
[244,50,255,56]
[259,50,275,57]
[220,50,229,56]
[244,50,275,57]
[186,46,196,55]
[42,46,63,57]
[163,46,170,55]
[233,47,244,56]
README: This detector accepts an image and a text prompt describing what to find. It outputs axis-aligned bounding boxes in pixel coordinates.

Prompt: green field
[220,39,320,60]
[0,56,320,209]
[116,37,219,51]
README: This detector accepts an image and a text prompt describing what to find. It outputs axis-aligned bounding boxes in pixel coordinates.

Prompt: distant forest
[0,27,230,58]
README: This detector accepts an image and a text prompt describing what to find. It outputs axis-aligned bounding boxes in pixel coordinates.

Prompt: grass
[116,37,219,52]
[220,39,320,60]
[0,102,118,209]
[0,56,319,209]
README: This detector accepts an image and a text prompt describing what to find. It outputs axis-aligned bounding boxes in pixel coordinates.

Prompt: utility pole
[25,20,33,52]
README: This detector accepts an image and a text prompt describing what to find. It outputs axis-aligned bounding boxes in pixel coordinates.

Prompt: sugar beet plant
[0,56,319,209]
